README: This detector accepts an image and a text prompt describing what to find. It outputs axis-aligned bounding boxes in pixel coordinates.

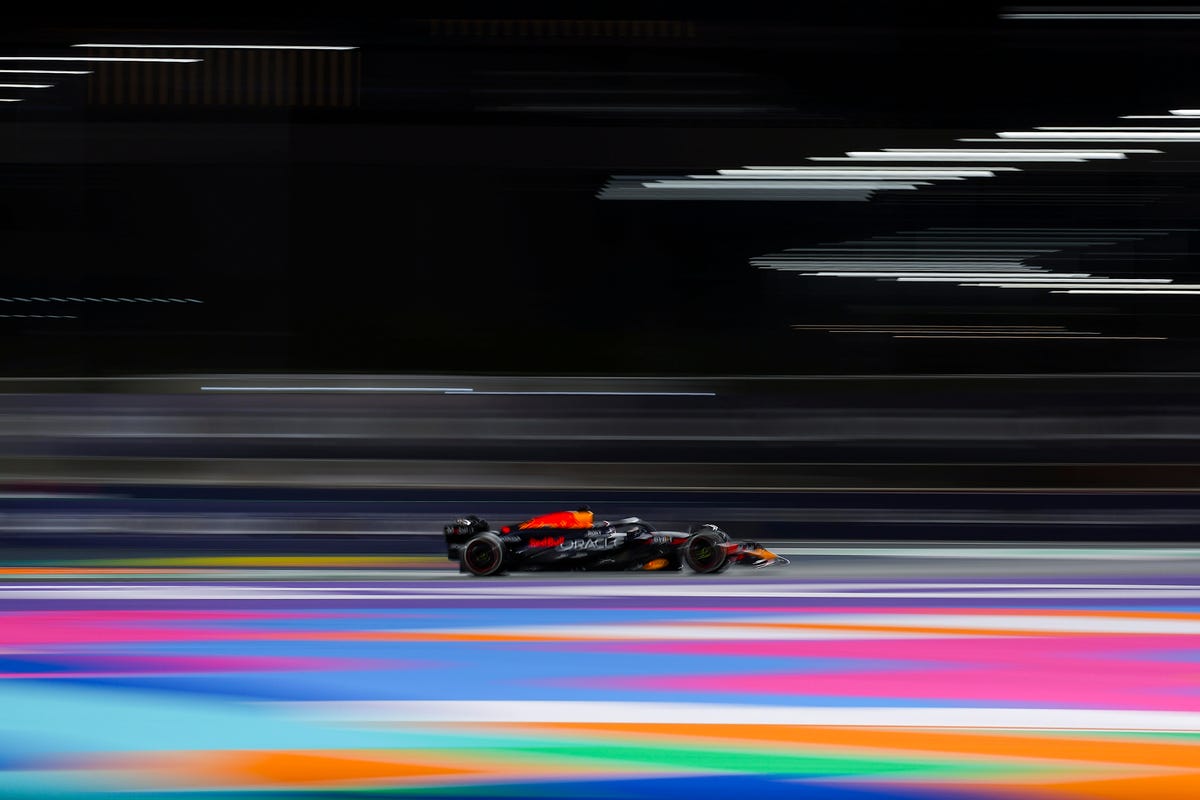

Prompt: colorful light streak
[0,564,1195,798]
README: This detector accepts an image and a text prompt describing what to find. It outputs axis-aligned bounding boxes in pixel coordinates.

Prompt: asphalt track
[2,548,1198,799]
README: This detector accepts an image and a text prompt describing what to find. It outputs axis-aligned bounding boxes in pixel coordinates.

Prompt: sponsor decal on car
[528,535,565,548]
[558,536,620,552]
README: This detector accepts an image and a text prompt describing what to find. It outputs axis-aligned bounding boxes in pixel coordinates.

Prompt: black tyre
[461,533,507,576]
[683,531,730,574]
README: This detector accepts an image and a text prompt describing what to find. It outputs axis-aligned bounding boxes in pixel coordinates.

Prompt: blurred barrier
[3,374,1200,547]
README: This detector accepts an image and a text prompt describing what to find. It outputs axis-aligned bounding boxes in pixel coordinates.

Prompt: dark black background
[3,2,1200,375]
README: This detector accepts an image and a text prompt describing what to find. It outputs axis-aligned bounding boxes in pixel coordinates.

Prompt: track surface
[2,549,1199,799]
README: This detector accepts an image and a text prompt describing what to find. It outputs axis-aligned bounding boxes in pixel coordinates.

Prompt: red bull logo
[528,535,565,548]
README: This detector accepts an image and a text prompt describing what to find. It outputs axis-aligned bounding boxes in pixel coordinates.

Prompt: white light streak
[200,386,476,393]
[950,141,1171,149]
[1052,289,1200,295]
[990,131,1200,141]
[886,148,1158,155]
[714,170,991,179]
[764,256,1035,262]
[72,43,358,51]
[869,242,1134,247]
[811,272,1075,278]
[753,267,1036,273]
[762,262,1036,267]
[895,335,1166,340]
[768,262,1039,267]
[736,167,1020,175]
[761,257,1034,262]
[0,99,22,103]
[813,154,1092,162]
[792,325,1067,330]
[797,267,1051,274]
[804,329,1087,335]
[0,297,201,303]
[963,282,1185,289]
[0,83,51,88]
[0,57,201,63]
[598,190,873,201]
[280,699,1200,730]
[443,390,717,396]
[790,247,1058,252]
[0,69,90,74]
[841,242,1093,248]
[694,174,968,181]
[1038,126,1200,131]
[1170,110,1200,115]
[831,329,1101,335]
[894,276,1104,282]
[873,233,1147,239]
[642,181,927,189]
[1004,12,1200,19]
[926,227,1183,230]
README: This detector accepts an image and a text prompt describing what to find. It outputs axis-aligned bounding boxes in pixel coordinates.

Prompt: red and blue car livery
[444,509,788,576]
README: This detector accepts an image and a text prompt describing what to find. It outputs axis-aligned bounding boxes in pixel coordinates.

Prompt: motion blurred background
[3,0,1200,541]
[2,3,1200,799]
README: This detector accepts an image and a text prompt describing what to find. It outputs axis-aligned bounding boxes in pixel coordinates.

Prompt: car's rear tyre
[461,533,506,576]
[683,531,730,574]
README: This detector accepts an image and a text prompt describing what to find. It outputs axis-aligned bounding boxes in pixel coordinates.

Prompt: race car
[443,508,788,576]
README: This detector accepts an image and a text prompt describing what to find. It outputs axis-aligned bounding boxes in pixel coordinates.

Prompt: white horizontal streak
[283,700,1200,731]
[429,624,959,641]
[895,276,1099,282]
[1039,126,1200,131]
[443,391,716,396]
[816,272,1071,278]
[926,227,1186,231]
[895,335,1165,340]
[693,174,967,181]
[882,148,1155,153]
[794,325,1065,329]
[784,269,1046,275]
[723,169,1001,177]
[72,43,358,50]
[0,69,90,74]
[1053,290,1200,295]
[994,131,1200,140]
[964,284,1180,291]
[0,57,200,63]
[643,181,926,189]
[1005,13,1200,19]
[812,155,1094,162]
[743,613,1200,634]
[200,386,474,392]
[953,139,1168,148]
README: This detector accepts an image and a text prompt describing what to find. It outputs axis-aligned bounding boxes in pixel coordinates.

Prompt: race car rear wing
[443,515,490,560]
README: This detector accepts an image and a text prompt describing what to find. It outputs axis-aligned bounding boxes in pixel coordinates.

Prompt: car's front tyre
[461,532,507,576]
[683,530,731,574]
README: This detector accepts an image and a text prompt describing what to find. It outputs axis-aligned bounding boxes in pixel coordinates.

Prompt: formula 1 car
[443,509,788,576]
